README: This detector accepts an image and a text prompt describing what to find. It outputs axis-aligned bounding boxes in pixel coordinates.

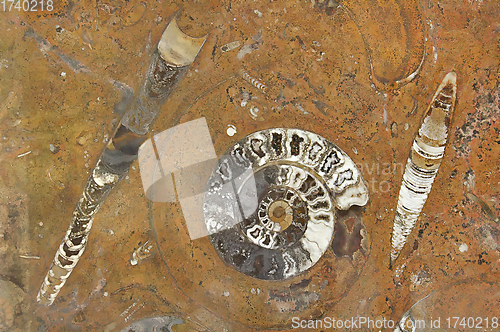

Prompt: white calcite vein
[390,72,457,265]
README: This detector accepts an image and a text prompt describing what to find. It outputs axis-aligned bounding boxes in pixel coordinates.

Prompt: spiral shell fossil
[204,128,369,280]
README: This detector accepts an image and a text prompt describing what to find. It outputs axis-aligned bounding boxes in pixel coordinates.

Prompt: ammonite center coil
[203,128,369,280]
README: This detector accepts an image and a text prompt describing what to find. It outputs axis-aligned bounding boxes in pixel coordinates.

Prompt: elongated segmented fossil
[390,72,457,266]
[204,128,369,280]
[37,19,206,306]
[239,69,267,93]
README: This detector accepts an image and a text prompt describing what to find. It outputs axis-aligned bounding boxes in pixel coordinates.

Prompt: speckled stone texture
[0,0,498,331]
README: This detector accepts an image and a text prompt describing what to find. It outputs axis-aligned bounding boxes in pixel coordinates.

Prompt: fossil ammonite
[203,128,369,280]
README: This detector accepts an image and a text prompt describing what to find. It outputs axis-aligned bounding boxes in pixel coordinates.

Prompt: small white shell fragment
[220,41,241,53]
[459,243,468,252]
[249,106,259,117]
[241,90,250,107]
[17,150,31,158]
[226,125,237,137]
[130,240,154,266]
[247,102,266,122]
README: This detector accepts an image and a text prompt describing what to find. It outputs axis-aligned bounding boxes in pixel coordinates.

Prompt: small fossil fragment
[220,41,241,53]
[465,192,499,223]
[315,0,341,15]
[239,69,267,93]
[390,72,457,266]
[130,240,154,266]
[226,124,237,137]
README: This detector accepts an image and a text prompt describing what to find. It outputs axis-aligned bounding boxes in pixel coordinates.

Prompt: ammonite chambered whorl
[204,128,369,280]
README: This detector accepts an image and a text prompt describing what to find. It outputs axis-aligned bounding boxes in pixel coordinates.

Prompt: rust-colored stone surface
[0,0,499,331]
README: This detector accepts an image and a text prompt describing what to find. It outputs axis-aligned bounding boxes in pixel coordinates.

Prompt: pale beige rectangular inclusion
[138,117,217,202]
[138,117,258,240]
[174,159,217,239]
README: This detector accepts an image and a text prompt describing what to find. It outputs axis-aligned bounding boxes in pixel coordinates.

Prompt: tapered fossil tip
[442,71,457,85]
[434,71,457,104]
[158,18,207,67]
